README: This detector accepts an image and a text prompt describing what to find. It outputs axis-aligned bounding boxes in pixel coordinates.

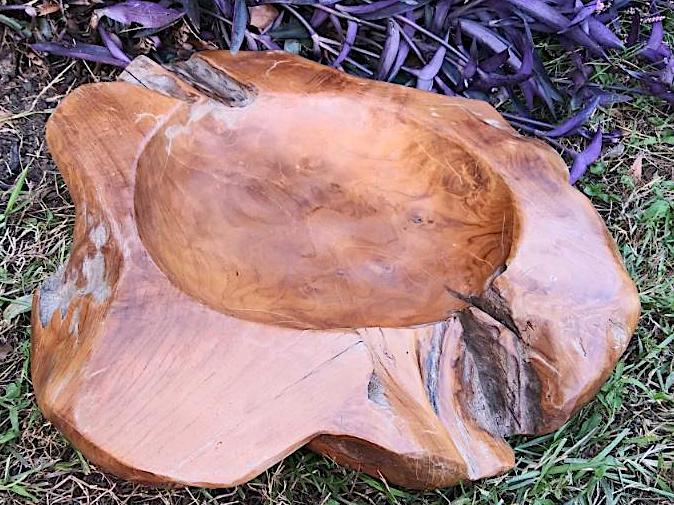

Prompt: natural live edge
[31,50,640,490]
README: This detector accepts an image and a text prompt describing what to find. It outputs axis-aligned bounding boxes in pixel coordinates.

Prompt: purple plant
[96,0,183,29]
[30,41,129,67]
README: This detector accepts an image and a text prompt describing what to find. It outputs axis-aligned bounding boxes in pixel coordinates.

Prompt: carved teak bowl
[32,51,640,489]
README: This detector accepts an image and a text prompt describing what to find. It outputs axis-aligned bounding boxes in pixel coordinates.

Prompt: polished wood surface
[31,51,640,489]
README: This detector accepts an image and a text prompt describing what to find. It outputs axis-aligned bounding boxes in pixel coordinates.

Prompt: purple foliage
[332,20,357,67]
[568,3,599,27]
[181,0,201,29]
[378,20,400,79]
[545,96,601,137]
[30,41,129,67]
[337,1,398,15]
[96,0,183,29]
[230,0,248,53]
[214,0,232,18]
[570,127,603,184]
[412,45,446,90]
[98,25,131,64]
[587,18,623,49]
[506,0,570,31]
[357,0,435,21]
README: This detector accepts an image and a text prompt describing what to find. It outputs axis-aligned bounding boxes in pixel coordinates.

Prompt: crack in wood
[164,57,257,107]
[422,321,448,416]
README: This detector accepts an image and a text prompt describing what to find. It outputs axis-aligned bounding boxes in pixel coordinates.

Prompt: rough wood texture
[31,51,640,490]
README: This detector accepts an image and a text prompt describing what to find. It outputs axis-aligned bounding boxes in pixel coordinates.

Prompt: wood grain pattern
[31,51,640,489]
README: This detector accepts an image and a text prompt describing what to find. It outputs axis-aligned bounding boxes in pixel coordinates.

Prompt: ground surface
[1,20,673,505]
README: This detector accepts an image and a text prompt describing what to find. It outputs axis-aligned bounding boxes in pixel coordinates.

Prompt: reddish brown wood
[31,51,640,489]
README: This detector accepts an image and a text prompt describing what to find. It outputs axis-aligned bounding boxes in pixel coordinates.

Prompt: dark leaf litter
[5,0,674,183]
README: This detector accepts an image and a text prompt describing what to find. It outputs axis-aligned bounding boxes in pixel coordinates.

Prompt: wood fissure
[164,57,256,107]
[445,279,520,339]
[422,321,447,416]
[457,310,543,437]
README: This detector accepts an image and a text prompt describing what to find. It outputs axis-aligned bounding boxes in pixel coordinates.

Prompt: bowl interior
[135,96,515,329]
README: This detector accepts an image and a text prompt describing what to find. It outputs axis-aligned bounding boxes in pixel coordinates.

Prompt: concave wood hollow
[31,51,640,490]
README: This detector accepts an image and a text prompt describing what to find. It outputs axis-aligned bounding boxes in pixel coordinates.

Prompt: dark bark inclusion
[443,270,545,436]
[164,57,257,107]
[457,309,543,437]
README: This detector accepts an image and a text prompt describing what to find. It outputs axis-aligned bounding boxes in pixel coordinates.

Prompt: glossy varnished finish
[31,51,640,489]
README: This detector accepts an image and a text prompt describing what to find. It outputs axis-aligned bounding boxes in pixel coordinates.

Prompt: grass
[1,30,674,505]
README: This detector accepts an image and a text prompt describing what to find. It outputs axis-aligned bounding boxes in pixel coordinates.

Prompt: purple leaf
[595,91,632,105]
[570,51,591,91]
[520,78,537,110]
[97,1,183,29]
[629,65,674,102]
[661,58,674,86]
[245,32,258,50]
[412,45,446,91]
[230,0,248,53]
[30,41,128,67]
[602,129,623,143]
[332,20,357,68]
[434,76,455,95]
[533,79,558,114]
[587,18,624,49]
[98,25,131,64]
[596,3,620,24]
[462,59,477,80]
[566,25,605,55]
[440,59,460,87]
[469,37,478,60]
[458,19,522,69]
[476,41,533,88]
[480,49,510,72]
[309,10,329,29]
[528,39,563,107]
[388,12,416,81]
[0,4,36,15]
[359,0,434,21]
[378,20,400,80]
[214,0,232,18]
[181,0,200,29]
[506,0,570,31]
[570,127,602,184]
[257,34,282,50]
[431,0,453,34]
[567,2,598,27]
[329,14,344,40]
[641,16,672,62]
[337,0,398,15]
[545,96,601,137]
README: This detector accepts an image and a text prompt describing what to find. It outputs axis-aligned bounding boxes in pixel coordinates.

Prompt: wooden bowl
[31,51,640,489]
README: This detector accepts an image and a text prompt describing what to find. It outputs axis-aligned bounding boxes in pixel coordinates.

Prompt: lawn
[1,2,673,504]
